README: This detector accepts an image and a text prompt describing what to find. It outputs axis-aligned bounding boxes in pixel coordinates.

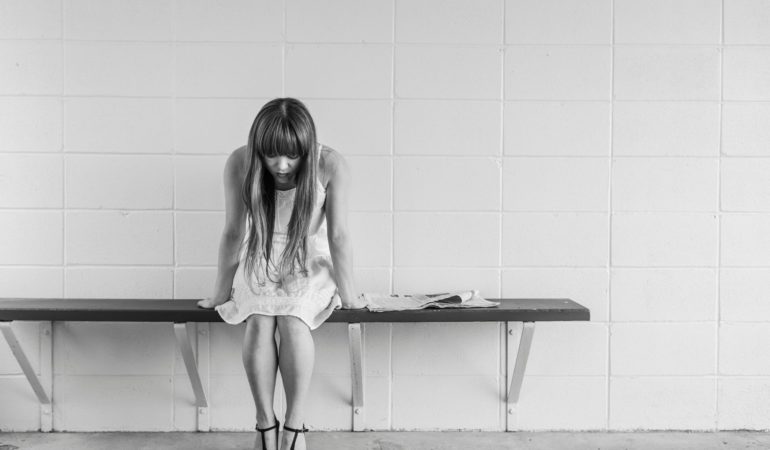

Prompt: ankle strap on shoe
[256,419,279,432]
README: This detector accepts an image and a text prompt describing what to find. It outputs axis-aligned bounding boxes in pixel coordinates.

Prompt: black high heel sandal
[255,419,280,450]
[283,424,308,450]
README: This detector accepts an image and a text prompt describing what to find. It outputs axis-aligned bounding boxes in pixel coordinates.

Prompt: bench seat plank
[0,298,589,323]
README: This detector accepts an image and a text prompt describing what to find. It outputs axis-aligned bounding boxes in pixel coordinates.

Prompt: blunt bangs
[257,118,310,160]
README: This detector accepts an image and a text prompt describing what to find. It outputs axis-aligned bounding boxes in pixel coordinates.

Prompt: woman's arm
[325,149,366,309]
[197,148,247,309]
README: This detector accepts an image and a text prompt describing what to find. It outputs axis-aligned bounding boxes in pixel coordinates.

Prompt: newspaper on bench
[363,290,499,312]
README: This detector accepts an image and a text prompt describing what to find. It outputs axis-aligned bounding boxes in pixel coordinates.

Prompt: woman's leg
[243,314,279,449]
[276,315,314,450]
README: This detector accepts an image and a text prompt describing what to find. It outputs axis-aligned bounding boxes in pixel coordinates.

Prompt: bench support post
[39,321,53,431]
[173,322,209,431]
[194,323,210,432]
[1,321,51,407]
[348,323,364,431]
[506,321,535,431]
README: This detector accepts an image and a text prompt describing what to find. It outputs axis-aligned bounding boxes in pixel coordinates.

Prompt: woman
[197,98,367,450]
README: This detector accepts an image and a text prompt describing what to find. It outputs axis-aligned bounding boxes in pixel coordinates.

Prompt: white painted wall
[1,0,769,432]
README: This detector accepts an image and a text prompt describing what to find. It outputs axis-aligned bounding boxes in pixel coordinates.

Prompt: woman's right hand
[197,296,228,309]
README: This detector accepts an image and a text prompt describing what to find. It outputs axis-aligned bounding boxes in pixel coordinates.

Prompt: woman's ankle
[282,414,304,430]
[256,414,278,429]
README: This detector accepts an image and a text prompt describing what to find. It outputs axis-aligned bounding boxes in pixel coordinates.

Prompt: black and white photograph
[1,1,770,449]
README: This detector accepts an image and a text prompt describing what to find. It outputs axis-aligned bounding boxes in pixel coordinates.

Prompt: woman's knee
[245,314,277,339]
[276,315,311,337]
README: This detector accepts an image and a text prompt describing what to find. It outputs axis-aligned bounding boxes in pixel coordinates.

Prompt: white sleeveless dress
[215,150,341,331]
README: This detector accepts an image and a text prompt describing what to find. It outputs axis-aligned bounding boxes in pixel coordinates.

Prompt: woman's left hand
[341,294,368,310]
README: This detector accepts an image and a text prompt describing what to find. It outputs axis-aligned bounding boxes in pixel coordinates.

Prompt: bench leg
[195,323,210,432]
[506,321,535,432]
[348,323,364,431]
[39,321,53,431]
[173,322,209,431]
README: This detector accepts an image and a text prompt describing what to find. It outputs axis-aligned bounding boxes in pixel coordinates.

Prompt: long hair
[241,98,318,290]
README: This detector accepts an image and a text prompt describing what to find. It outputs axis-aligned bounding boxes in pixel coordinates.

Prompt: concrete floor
[1,432,770,450]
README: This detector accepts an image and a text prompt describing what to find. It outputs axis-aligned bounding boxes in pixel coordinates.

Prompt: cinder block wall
[1,0,769,432]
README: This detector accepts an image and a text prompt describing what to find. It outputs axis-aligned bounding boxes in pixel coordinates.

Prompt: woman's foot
[280,424,307,450]
[254,419,280,450]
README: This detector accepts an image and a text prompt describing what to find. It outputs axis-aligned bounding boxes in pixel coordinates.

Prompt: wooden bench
[0,298,589,432]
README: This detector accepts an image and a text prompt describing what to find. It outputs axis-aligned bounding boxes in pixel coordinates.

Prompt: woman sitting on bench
[198,98,367,450]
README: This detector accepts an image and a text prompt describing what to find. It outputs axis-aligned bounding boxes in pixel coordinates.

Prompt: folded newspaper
[363,290,499,312]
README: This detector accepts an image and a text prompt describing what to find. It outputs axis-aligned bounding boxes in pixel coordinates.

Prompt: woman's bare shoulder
[231,145,248,163]
[226,145,248,182]
[319,145,347,185]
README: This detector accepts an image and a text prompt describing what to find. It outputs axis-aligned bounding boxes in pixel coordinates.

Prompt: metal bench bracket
[506,321,535,431]
[1,321,51,406]
[195,323,210,432]
[348,323,364,431]
[173,322,209,431]
[1,320,54,431]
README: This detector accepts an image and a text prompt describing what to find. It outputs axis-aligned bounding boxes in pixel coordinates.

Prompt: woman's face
[263,155,301,184]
